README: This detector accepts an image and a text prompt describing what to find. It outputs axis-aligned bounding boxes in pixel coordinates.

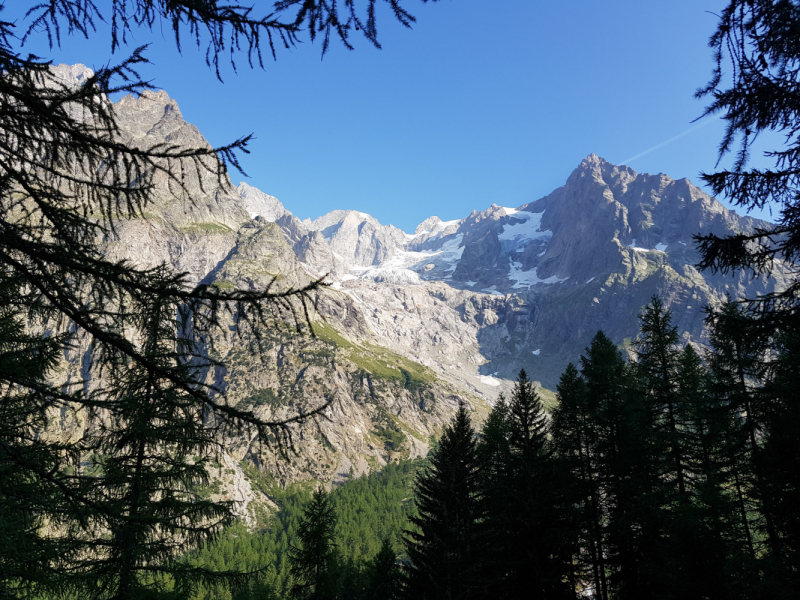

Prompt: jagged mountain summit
[240,153,783,390]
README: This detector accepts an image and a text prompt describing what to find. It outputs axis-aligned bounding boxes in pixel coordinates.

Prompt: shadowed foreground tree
[0,1,445,598]
[551,363,605,600]
[696,3,800,588]
[695,0,800,325]
[289,488,339,600]
[477,371,575,600]
[404,404,484,600]
[362,538,401,600]
[0,271,76,598]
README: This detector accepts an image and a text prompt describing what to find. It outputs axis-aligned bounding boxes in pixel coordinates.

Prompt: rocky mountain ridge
[243,152,784,391]
[48,64,786,523]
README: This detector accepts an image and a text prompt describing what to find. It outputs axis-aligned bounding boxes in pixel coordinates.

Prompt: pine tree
[404,404,484,600]
[695,0,800,328]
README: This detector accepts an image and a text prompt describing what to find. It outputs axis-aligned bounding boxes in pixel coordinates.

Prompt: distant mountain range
[236,152,783,393]
[52,64,786,513]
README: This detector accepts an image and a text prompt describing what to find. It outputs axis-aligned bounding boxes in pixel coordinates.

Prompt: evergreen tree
[694,3,800,588]
[289,488,339,600]
[551,363,605,600]
[363,539,401,600]
[0,272,78,599]
[668,344,748,600]
[89,281,252,600]
[705,301,775,561]
[404,404,484,600]
[695,0,800,328]
[577,332,629,598]
[632,298,734,599]
[477,393,510,479]
[476,394,511,595]
[759,325,800,591]
[580,331,651,600]
[483,370,573,600]
[634,297,686,502]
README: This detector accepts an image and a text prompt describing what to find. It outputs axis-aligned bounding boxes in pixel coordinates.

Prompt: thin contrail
[622,117,718,165]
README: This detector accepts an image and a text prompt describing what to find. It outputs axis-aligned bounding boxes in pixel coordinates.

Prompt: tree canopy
[695,0,800,325]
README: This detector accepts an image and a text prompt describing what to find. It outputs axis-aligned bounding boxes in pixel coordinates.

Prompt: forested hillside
[184,459,423,600]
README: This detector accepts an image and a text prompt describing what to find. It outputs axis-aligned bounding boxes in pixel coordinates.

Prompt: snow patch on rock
[508,261,568,288]
[628,239,668,254]
[498,211,552,243]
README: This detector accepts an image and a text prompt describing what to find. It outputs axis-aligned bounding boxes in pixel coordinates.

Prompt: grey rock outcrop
[238,182,290,222]
[71,78,484,512]
[306,210,409,268]
[102,85,250,285]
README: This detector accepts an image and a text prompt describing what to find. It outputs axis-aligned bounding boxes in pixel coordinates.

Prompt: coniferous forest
[190,296,796,600]
[403,297,800,600]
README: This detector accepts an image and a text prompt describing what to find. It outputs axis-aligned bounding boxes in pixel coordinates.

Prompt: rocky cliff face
[49,64,786,523]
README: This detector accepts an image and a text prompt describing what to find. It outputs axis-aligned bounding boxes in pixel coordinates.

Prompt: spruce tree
[580,331,652,600]
[668,344,747,600]
[364,539,401,600]
[289,488,339,600]
[705,300,775,561]
[632,298,727,599]
[475,394,511,595]
[484,370,573,600]
[577,332,626,598]
[759,326,800,591]
[551,363,605,600]
[634,297,686,502]
[404,404,484,600]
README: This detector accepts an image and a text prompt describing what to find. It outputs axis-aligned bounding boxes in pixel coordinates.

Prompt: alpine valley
[53,65,785,524]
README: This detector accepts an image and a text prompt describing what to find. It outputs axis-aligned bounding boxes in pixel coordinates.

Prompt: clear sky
[3,1,780,232]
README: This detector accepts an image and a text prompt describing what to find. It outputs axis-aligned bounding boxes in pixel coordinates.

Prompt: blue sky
[4,1,780,232]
